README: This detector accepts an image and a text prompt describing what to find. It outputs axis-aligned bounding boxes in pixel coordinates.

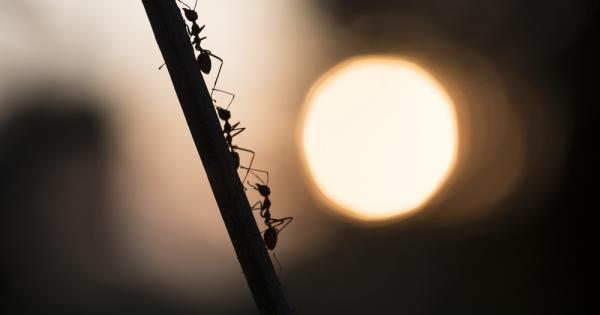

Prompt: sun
[300,56,458,221]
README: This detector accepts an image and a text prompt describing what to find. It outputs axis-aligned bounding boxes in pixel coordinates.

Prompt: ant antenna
[177,0,191,9]
[246,180,258,190]
[248,168,269,185]
[158,62,166,70]
[193,0,198,10]
[208,53,225,98]
[241,167,266,186]
[212,88,235,109]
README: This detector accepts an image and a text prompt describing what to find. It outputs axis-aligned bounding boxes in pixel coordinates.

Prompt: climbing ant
[243,168,293,251]
[160,0,226,95]
[216,106,245,148]
[177,0,225,89]
[212,89,255,183]
[177,0,209,71]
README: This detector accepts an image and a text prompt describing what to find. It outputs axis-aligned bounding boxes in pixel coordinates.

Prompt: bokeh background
[0,0,597,314]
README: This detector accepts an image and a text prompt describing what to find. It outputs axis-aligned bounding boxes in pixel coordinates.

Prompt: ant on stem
[176,0,224,88]
[174,1,252,181]
[160,0,226,96]
[242,167,293,251]
[212,89,255,183]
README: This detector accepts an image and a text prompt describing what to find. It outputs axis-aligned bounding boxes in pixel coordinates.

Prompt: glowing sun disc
[300,56,458,221]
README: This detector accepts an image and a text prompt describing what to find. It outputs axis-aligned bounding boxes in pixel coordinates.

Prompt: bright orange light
[300,56,458,221]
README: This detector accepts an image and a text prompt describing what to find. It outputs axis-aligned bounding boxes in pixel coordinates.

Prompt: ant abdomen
[198,52,212,73]
[231,151,240,169]
[264,228,278,250]
[191,23,201,35]
[263,198,271,211]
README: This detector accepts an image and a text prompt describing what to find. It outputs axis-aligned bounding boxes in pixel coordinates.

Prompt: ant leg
[158,62,166,70]
[270,217,293,233]
[208,52,224,97]
[246,181,258,190]
[230,124,246,138]
[268,217,291,225]
[235,147,255,183]
[177,0,191,9]
[247,167,270,186]
[212,88,235,109]
[250,201,263,211]
[251,201,269,218]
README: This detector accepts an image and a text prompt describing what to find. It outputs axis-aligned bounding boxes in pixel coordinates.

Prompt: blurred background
[0,0,596,314]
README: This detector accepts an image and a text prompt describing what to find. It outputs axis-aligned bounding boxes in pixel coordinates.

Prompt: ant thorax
[191,23,201,35]
[263,210,271,220]
[263,197,271,210]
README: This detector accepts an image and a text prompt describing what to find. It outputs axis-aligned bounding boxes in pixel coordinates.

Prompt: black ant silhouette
[213,88,255,183]
[242,168,293,251]
[177,0,212,72]
[160,0,225,96]
[177,0,225,92]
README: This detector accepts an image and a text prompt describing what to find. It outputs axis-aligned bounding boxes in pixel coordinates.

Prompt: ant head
[263,228,278,250]
[182,8,198,21]
[216,107,231,120]
[256,184,271,197]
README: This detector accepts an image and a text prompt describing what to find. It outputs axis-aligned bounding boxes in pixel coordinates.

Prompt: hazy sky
[0,1,596,314]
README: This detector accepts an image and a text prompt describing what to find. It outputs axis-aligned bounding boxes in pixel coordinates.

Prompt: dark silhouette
[177,0,258,185]
[176,0,225,99]
[176,0,294,248]
[243,168,294,251]
[175,0,295,281]
[142,0,292,313]
[216,104,256,183]
[175,0,293,251]
[177,0,211,72]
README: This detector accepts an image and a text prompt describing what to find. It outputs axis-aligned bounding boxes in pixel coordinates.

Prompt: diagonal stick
[141,1,291,314]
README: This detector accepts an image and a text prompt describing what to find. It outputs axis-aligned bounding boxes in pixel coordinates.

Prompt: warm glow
[301,56,458,221]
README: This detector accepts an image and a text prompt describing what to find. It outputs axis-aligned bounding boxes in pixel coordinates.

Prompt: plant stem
[141,1,291,313]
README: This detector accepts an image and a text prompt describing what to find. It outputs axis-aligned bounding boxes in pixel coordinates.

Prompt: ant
[242,168,293,251]
[161,0,226,95]
[213,89,255,183]
[177,0,225,91]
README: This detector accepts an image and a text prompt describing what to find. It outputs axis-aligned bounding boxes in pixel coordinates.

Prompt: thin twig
[140,1,291,314]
